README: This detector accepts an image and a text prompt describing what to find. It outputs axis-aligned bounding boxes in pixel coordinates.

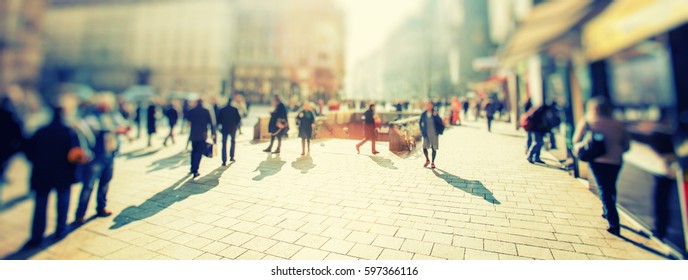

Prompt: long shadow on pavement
[432,168,500,205]
[291,155,316,174]
[110,166,228,230]
[368,155,398,170]
[253,153,286,181]
[119,148,161,160]
[147,150,190,173]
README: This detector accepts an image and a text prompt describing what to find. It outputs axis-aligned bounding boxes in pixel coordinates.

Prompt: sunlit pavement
[0,115,671,260]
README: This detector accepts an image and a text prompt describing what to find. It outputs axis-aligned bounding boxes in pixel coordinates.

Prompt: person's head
[425,101,434,112]
[94,92,116,113]
[302,101,314,111]
[369,103,376,111]
[273,95,282,106]
[586,96,613,118]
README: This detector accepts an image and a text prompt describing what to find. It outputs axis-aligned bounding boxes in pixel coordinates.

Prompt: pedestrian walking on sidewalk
[355,104,380,155]
[484,99,497,132]
[23,107,81,248]
[523,102,553,164]
[419,101,444,169]
[187,98,216,178]
[296,102,316,156]
[217,97,241,165]
[263,95,288,154]
[573,96,630,235]
[163,101,179,146]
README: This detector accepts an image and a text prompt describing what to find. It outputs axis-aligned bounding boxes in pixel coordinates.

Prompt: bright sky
[334,0,426,72]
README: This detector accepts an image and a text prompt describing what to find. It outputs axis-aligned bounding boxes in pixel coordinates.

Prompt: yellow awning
[584,0,688,61]
[499,0,606,68]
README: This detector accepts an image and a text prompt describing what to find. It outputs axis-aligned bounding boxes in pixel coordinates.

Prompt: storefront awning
[499,0,610,68]
[584,0,688,61]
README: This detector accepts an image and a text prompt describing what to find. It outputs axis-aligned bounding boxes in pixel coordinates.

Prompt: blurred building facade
[43,0,234,94]
[350,0,496,101]
[231,0,345,103]
[0,0,46,92]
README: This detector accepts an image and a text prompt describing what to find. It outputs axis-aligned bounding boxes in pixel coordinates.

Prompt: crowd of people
[0,84,633,252]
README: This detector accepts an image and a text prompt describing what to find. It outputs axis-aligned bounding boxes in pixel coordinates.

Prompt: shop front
[583,0,688,257]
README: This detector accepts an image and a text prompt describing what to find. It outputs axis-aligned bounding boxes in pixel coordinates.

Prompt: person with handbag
[419,101,445,168]
[263,95,288,154]
[573,96,630,235]
[355,103,380,155]
[187,98,216,178]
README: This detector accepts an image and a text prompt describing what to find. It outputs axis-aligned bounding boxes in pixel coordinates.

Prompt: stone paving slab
[0,117,672,260]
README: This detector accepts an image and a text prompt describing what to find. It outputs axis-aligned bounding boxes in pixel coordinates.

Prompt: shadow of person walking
[368,155,398,170]
[431,168,500,205]
[146,150,190,173]
[253,153,286,181]
[110,166,229,230]
[291,155,316,174]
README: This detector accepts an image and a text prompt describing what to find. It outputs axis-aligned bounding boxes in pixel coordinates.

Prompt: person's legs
[264,136,275,151]
[431,148,437,163]
[274,135,282,153]
[306,138,311,152]
[590,163,621,233]
[30,188,49,244]
[528,132,544,162]
[371,134,377,153]
[96,158,114,215]
[423,148,429,162]
[526,132,533,153]
[549,131,557,149]
[190,141,204,174]
[487,118,493,132]
[301,138,306,155]
[76,163,97,220]
[229,130,236,160]
[221,133,228,164]
[55,187,71,238]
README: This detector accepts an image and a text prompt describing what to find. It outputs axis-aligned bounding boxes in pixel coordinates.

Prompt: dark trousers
[590,162,622,230]
[549,131,557,149]
[486,117,493,132]
[527,132,545,161]
[266,134,282,152]
[221,130,236,163]
[653,176,674,238]
[76,158,114,218]
[190,140,205,173]
[31,186,71,242]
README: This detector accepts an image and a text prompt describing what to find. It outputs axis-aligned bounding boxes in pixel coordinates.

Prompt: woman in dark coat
[263,95,288,154]
[296,102,316,156]
[146,101,157,147]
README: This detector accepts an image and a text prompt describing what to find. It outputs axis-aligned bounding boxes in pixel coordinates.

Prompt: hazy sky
[334,0,426,71]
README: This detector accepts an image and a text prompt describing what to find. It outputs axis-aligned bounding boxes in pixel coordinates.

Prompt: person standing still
[419,102,444,168]
[297,102,316,156]
[187,99,216,178]
[217,97,241,165]
[23,107,81,248]
[355,104,380,155]
[263,95,288,154]
[163,101,179,146]
[573,96,630,235]
[146,101,157,147]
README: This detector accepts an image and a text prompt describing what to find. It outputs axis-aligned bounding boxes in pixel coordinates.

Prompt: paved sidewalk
[0,118,671,260]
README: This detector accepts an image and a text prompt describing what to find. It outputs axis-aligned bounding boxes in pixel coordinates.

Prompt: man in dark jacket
[263,95,288,154]
[23,107,80,247]
[0,97,23,184]
[355,104,380,155]
[187,99,216,177]
[146,101,157,147]
[217,98,241,165]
